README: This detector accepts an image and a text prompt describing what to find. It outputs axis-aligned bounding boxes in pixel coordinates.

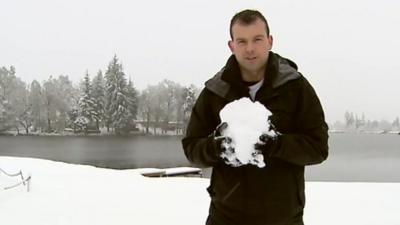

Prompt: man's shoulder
[270,52,302,89]
[204,68,231,99]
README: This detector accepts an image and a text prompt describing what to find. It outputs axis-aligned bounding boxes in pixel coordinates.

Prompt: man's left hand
[254,131,280,157]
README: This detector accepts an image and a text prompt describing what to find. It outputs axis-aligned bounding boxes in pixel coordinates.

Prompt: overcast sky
[1,0,399,123]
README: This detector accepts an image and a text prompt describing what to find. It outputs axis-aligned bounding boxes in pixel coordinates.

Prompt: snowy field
[1,156,399,225]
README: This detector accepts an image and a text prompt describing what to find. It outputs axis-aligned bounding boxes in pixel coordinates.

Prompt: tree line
[330,111,400,132]
[0,55,199,135]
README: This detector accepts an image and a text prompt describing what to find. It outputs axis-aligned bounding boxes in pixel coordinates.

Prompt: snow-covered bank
[1,157,399,225]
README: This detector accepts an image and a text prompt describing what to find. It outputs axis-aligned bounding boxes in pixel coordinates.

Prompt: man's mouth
[246,57,257,61]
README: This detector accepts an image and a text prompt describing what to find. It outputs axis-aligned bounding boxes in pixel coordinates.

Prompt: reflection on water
[1,133,399,182]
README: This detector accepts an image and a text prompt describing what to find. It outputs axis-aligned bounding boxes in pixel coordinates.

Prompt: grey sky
[1,0,399,123]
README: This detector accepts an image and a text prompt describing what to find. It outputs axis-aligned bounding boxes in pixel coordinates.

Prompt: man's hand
[210,122,230,156]
[211,122,242,167]
[213,122,228,139]
[254,122,280,157]
[254,132,279,156]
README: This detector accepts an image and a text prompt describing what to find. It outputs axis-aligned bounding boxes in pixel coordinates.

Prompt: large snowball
[219,97,273,168]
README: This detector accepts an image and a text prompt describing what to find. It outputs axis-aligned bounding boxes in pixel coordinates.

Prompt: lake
[0,133,399,182]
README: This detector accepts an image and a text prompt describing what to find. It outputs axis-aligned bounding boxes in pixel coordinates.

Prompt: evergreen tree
[91,70,105,130]
[104,55,131,134]
[127,77,138,124]
[76,71,98,133]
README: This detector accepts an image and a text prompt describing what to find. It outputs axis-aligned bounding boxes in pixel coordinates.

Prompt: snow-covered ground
[1,156,399,225]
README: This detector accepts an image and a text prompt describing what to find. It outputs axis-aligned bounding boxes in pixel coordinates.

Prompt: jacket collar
[205,51,301,100]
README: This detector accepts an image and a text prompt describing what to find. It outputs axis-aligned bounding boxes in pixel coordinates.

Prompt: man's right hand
[210,122,231,154]
[211,122,229,153]
[211,122,243,166]
[214,122,228,138]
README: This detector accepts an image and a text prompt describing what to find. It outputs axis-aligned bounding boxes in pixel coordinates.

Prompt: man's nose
[245,42,255,53]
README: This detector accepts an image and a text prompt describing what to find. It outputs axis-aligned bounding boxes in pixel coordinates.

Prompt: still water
[0,133,399,182]
[0,135,189,169]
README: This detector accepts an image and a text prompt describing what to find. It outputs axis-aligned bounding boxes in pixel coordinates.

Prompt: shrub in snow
[219,97,278,168]
[74,116,90,131]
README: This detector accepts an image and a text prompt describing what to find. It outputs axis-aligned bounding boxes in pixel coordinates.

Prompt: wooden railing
[0,168,31,192]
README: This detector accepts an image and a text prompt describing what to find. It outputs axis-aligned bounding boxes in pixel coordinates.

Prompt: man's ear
[268,35,273,50]
[228,40,235,53]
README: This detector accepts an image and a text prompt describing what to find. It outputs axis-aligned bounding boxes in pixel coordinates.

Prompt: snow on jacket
[182,52,329,225]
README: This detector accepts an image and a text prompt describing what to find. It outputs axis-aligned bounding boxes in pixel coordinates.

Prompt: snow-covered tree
[137,82,196,134]
[174,85,186,134]
[138,88,152,134]
[0,66,31,133]
[392,117,400,130]
[76,71,98,133]
[55,76,78,132]
[126,77,138,124]
[91,70,105,130]
[104,55,131,134]
[355,114,366,130]
[74,116,90,132]
[159,80,177,133]
[57,76,76,113]
[0,66,16,131]
[0,66,17,100]
[42,76,58,132]
[0,100,4,129]
[182,84,198,130]
[29,80,43,132]
[42,75,77,133]
[344,111,355,128]
[13,81,32,134]
[148,85,163,134]
[0,98,13,132]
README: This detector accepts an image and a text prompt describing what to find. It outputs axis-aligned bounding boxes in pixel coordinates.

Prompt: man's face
[228,18,273,75]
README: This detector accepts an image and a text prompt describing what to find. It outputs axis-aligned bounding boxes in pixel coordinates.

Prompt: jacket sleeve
[181,90,222,168]
[269,78,329,166]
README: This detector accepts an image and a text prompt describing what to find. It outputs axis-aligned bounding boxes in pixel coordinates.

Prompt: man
[182,9,328,225]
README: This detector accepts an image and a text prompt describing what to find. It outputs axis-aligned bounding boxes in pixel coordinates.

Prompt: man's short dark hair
[229,9,270,39]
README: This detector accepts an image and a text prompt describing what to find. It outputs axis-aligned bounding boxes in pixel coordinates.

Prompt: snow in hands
[219,97,278,168]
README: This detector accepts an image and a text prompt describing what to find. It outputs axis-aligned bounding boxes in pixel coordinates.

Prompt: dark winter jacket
[182,52,329,225]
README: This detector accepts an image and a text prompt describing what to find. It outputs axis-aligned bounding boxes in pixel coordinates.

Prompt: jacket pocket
[211,165,243,207]
[222,182,240,202]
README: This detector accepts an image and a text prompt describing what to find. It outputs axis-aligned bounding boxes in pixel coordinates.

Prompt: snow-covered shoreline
[1,156,400,225]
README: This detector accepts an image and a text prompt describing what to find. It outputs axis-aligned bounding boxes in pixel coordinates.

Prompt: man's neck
[240,67,266,83]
